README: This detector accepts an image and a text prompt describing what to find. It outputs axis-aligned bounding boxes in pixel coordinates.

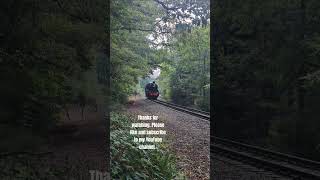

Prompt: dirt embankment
[45,104,108,179]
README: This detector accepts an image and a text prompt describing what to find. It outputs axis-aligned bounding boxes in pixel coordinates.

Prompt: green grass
[111,112,185,180]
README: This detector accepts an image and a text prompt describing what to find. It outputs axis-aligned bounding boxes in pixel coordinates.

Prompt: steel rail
[212,145,320,179]
[149,99,320,179]
[151,99,210,120]
[213,137,320,172]
[154,100,210,115]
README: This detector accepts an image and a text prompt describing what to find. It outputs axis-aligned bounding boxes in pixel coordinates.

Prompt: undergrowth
[111,112,185,180]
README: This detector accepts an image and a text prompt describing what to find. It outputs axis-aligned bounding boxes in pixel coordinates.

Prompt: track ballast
[150,99,320,179]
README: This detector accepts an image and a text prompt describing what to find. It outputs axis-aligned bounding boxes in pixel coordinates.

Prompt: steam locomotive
[145,81,159,100]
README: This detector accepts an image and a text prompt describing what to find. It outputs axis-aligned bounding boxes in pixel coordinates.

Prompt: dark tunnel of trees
[213,0,320,161]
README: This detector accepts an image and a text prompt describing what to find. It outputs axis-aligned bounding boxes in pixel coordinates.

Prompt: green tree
[213,0,320,159]
[0,0,107,137]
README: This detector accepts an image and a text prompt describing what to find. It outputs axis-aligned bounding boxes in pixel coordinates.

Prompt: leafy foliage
[213,0,320,160]
[0,0,107,145]
[110,112,184,179]
[110,0,161,105]
[110,0,210,112]
[156,27,210,111]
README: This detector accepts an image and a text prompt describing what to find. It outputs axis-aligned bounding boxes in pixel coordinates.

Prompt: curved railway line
[150,99,320,179]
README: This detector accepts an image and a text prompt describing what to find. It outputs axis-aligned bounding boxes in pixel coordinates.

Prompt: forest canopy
[110,0,210,111]
[0,0,107,132]
[213,0,320,160]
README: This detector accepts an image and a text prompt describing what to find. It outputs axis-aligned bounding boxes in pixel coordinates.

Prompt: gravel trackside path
[127,98,210,180]
[126,98,289,180]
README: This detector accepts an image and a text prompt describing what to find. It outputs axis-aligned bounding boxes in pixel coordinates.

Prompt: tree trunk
[64,105,72,121]
[295,0,306,152]
[81,105,85,121]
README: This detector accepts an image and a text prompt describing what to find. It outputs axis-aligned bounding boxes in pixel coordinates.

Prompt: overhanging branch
[153,0,179,11]
[52,0,91,23]
[111,26,171,34]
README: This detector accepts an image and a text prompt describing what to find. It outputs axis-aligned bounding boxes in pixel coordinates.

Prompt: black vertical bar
[106,0,111,174]
[210,0,214,179]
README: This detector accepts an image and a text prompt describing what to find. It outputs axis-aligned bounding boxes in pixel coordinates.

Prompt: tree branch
[111,26,171,34]
[52,0,91,23]
[153,0,179,11]
[305,61,320,68]
[0,151,53,159]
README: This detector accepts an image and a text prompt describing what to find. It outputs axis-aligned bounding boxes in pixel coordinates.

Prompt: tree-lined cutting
[213,0,320,163]
[110,0,210,179]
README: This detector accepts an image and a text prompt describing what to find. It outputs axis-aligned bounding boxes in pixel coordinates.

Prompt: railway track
[150,99,320,179]
[151,99,209,120]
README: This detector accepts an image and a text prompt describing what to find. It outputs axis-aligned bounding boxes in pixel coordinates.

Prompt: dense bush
[213,0,320,160]
[110,113,185,179]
